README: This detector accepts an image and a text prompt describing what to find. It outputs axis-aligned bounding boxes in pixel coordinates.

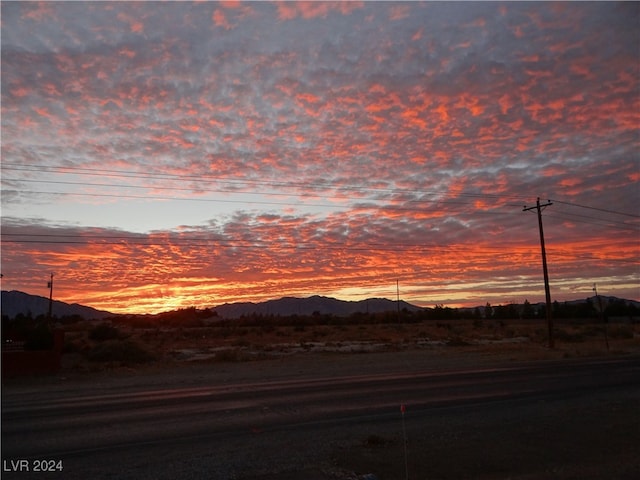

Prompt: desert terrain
[56,314,640,372]
[3,316,639,479]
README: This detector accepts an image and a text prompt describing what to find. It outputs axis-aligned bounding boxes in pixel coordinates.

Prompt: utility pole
[47,273,54,323]
[396,279,401,322]
[523,198,554,348]
[593,283,609,351]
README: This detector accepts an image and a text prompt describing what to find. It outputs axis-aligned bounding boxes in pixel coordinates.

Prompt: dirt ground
[6,319,640,480]
[58,317,640,375]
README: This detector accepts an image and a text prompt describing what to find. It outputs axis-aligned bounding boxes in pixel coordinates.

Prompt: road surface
[2,355,639,479]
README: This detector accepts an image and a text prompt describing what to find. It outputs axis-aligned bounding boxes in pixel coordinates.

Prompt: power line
[1,188,523,218]
[3,233,636,264]
[2,177,521,209]
[1,188,354,210]
[5,163,638,216]
[0,233,533,252]
[1,162,528,201]
[550,198,639,219]
[545,212,639,232]
[4,164,637,221]
[8,185,636,232]
[4,163,638,233]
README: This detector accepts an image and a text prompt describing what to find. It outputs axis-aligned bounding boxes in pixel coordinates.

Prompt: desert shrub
[608,325,634,339]
[63,338,85,354]
[261,323,275,334]
[577,325,605,338]
[309,327,329,340]
[235,328,249,336]
[89,323,122,342]
[447,336,471,346]
[58,314,85,325]
[554,328,584,343]
[87,339,155,364]
[215,348,248,362]
[216,326,233,338]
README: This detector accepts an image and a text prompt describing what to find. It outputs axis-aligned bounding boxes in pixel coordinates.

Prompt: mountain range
[1,290,112,320]
[2,290,638,320]
[0,291,421,320]
[211,295,422,318]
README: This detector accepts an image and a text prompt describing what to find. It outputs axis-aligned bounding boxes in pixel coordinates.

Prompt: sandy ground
[4,320,640,479]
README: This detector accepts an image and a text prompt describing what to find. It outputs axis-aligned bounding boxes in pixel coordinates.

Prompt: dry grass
[60,317,639,372]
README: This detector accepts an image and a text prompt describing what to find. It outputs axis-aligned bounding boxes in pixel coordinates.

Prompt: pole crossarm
[523,199,553,213]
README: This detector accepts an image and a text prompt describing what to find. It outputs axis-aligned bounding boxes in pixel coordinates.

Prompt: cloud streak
[1,1,638,313]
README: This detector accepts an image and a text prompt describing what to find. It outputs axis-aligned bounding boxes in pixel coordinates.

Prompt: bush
[554,328,584,343]
[609,325,634,339]
[24,322,54,350]
[447,336,471,346]
[89,324,122,342]
[63,338,86,354]
[215,348,249,362]
[87,339,155,364]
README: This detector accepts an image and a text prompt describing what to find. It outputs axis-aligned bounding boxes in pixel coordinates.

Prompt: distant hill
[2,290,636,322]
[570,296,640,310]
[1,290,112,320]
[212,295,423,319]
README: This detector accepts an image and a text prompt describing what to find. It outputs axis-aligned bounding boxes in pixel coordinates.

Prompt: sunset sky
[2,1,639,315]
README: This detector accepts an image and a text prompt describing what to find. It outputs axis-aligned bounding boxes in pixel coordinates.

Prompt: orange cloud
[219,1,242,9]
[212,9,233,29]
[117,12,144,33]
[22,3,56,22]
[276,1,363,21]
[389,5,410,21]
[3,215,637,314]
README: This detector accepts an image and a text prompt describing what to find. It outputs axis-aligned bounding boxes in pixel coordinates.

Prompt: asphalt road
[2,356,639,479]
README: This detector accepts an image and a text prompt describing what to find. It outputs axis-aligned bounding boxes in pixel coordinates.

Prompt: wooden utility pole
[396,279,400,322]
[593,283,609,351]
[47,273,54,322]
[523,198,554,348]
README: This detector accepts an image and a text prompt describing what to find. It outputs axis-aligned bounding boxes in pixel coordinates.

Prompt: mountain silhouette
[1,290,112,320]
[212,295,422,318]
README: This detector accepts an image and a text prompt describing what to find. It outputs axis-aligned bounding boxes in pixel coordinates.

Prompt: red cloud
[212,9,233,29]
[389,5,410,21]
[276,1,363,21]
[117,12,144,34]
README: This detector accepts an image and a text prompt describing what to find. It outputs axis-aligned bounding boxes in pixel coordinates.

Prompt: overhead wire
[3,162,638,231]
[4,163,636,215]
[2,232,636,264]
[3,237,634,268]
[2,177,522,212]
[550,198,640,219]
[0,162,529,202]
[545,211,639,232]
[0,231,535,251]
[5,186,635,232]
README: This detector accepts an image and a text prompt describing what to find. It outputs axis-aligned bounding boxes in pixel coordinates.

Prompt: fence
[2,330,64,377]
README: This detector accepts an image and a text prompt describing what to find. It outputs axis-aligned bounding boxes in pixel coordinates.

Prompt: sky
[1,1,639,315]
